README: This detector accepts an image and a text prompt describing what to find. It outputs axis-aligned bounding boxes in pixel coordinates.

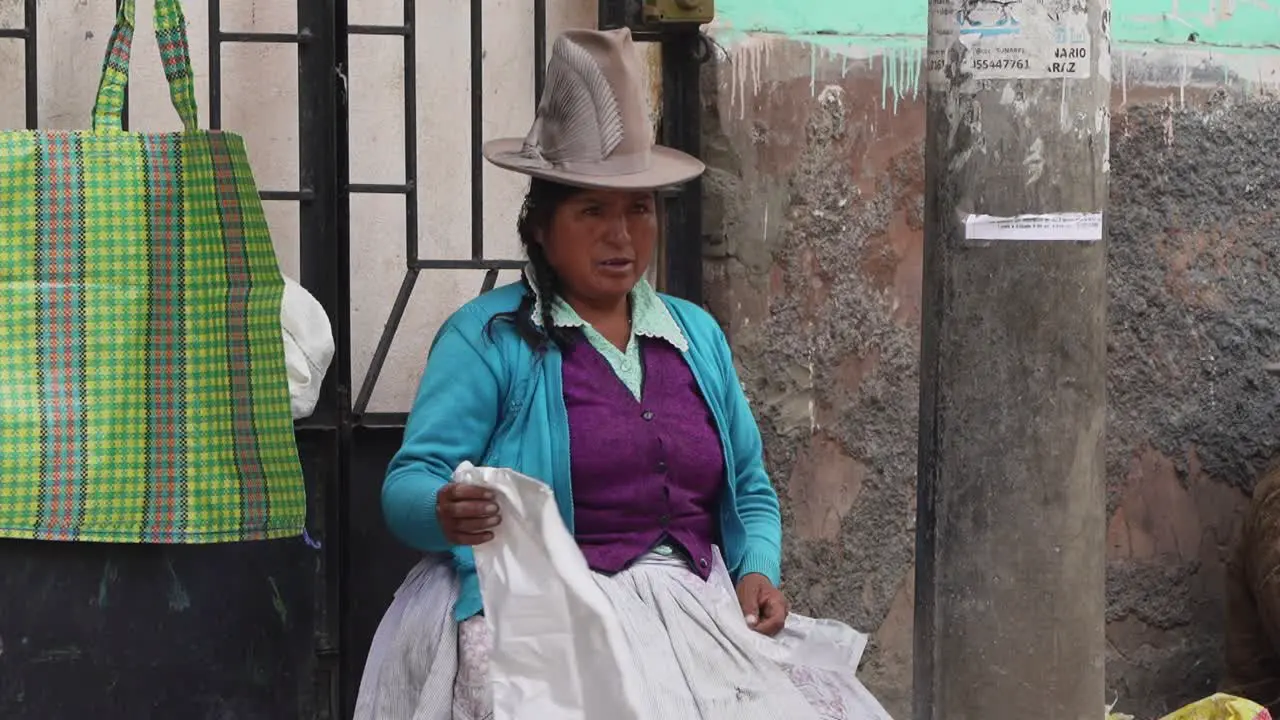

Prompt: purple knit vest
[562,334,725,579]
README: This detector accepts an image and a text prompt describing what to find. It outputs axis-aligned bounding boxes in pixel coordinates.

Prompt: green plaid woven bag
[0,0,305,543]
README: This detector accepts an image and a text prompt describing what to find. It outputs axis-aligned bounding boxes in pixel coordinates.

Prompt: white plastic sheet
[454,462,646,720]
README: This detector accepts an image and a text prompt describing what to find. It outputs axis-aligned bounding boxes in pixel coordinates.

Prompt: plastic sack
[1159,694,1270,720]
[280,275,334,419]
[454,462,645,720]
[1108,694,1271,720]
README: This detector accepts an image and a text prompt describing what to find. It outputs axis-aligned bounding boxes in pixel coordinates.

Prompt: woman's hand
[735,573,789,636]
[435,483,501,545]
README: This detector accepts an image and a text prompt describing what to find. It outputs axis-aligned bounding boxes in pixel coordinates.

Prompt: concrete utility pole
[915,0,1110,718]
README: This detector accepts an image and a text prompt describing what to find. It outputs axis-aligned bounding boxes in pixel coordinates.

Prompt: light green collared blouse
[526,265,689,400]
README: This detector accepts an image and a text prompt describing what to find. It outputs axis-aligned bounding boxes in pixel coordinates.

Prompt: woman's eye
[581,205,602,217]
[631,203,653,215]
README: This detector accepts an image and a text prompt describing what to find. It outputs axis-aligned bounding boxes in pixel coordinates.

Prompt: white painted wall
[0,0,654,413]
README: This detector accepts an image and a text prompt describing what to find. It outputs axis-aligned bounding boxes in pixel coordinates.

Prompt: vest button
[642,410,654,421]
[660,514,670,526]
[657,460,667,472]
[698,558,709,569]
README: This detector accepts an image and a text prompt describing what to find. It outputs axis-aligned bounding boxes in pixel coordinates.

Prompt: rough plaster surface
[702,40,923,717]
[704,35,1278,719]
[1104,98,1280,712]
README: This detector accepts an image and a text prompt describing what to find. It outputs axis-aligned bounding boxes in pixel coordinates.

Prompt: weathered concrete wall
[701,40,925,716]
[1104,93,1280,712]
[704,4,1280,716]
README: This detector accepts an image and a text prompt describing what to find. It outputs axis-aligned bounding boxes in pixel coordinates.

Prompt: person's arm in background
[382,313,505,552]
[1250,373,1280,663]
[1246,479,1280,664]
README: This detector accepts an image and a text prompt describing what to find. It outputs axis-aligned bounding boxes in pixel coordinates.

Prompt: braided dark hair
[487,177,582,351]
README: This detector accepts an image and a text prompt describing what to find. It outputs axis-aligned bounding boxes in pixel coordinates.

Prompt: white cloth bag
[454,462,646,720]
[279,275,335,419]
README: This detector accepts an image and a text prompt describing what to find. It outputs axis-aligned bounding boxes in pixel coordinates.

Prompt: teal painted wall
[1113,1,1280,49]
[713,2,927,41]
[716,0,1280,50]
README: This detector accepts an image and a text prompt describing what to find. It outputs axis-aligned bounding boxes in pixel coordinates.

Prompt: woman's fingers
[438,484,501,545]
[446,499,501,520]
[743,587,788,637]
[452,514,501,533]
[754,596,787,636]
[449,530,495,546]
[445,484,495,502]
[442,514,499,545]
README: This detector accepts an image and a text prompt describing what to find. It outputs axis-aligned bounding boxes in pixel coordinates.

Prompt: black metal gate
[0,1,705,717]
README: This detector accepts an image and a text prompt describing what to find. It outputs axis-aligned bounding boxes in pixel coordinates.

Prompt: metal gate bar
[347,0,710,426]
[469,0,484,261]
[332,2,554,710]
[0,0,37,129]
[205,0,346,715]
[658,30,704,302]
[348,0,544,426]
[344,0,425,424]
[201,0,348,428]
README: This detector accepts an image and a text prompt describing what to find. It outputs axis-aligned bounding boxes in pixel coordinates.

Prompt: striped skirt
[355,549,893,720]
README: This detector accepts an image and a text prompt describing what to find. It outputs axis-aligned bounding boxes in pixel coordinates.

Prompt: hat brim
[481,138,705,191]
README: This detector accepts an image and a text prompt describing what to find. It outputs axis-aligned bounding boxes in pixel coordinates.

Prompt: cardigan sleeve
[382,317,505,553]
[714,326,783,586]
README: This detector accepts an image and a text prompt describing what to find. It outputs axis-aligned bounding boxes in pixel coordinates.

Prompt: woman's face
[541,189,657,306]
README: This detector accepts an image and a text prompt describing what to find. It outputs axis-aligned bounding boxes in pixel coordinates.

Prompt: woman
[356,27,891,720]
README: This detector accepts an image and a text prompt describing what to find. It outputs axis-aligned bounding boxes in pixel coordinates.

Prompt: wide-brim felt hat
[482,28,705,191]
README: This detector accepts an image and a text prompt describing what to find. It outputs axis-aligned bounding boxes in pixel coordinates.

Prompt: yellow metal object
[643,0,714,24]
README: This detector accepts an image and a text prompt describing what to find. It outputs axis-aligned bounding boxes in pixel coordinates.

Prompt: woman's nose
[605,213,631,243]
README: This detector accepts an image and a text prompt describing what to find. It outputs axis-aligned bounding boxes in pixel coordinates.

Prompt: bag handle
[91,0,199,132]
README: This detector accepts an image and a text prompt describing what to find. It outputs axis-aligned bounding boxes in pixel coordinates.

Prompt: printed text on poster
[964,212,1104,242]
[927,0,1091,84]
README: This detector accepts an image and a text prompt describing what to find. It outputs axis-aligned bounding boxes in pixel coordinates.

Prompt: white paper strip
[964,212,1104,242]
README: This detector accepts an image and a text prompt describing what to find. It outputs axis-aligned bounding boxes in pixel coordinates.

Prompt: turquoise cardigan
[382,281,783,621]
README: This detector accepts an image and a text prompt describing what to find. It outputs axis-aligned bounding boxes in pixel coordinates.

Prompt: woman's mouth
[598,258,634,275]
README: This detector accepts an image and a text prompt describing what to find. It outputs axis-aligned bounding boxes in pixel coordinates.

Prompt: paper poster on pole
[963,212,1104,242]
[927,0,1091,85]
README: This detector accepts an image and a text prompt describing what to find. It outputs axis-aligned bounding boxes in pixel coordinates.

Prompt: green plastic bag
[0,0,305,543]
